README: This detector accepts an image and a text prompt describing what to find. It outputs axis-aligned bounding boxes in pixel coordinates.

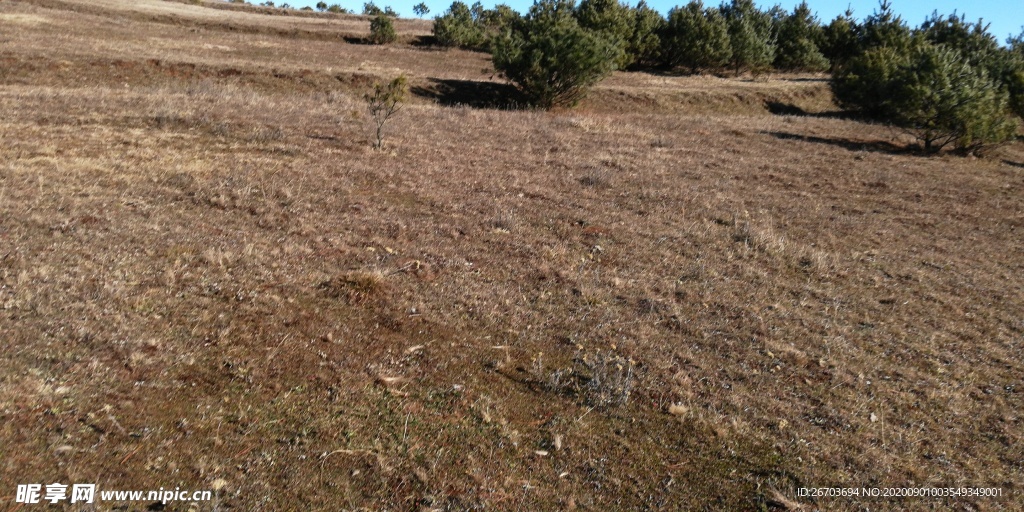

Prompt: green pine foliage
[821,9,860,67]
[478,4,521,43]
[829,2,910,119]
[662,1,731,73]
[628,1,665,68]
[889,43,1015,152]
[433,2,519,51]
[365,75,408,149]
[1008,66,1024,120]
[722,0,776,75]
[774,1,828,71]
[919,12,1000,69]
[433,1,487,48]
[858,0,912,52]
[1006,33,1024,119]
[363,2,383,15]
[831,44,904,118]
[413,2,430,17]
[492,0,622,109]
[920,12,1024,122]
[369,13,397,44]
[575,0,635,68]
[833,39,1015,152]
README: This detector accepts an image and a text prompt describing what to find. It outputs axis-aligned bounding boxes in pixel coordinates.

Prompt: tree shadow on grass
[411,78,525,109]
[1004,160,1024,169]
[409,35,439,48]
[764,101,846,119]
[342,35,372,45]
[764,131,913,156]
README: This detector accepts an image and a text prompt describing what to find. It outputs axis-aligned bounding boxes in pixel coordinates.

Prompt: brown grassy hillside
[1,0,1022,510]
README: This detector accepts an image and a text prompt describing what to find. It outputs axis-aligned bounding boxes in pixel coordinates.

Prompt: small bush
[369,14,397,44]
[365,75,408,149]
[318,271,387,304]
[363,1,383,15]
[536,349,635,408]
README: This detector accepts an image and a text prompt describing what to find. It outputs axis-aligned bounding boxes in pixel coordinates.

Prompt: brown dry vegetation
[1,0,1023,510]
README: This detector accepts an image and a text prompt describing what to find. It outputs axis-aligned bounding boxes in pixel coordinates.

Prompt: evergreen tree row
[430,0,1024,152]
[432,0,835,74]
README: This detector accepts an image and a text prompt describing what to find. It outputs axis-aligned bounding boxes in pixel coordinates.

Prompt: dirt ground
[1,0,1022,510]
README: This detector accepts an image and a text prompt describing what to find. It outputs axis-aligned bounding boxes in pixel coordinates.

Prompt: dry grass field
[1,0,1023,510]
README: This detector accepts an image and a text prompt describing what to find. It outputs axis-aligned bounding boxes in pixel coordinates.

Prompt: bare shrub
[534,349,636,408]
[365,75,408,150]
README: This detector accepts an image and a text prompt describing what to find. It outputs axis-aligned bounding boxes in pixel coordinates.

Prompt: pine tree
[831,44,905,119]
[1008,30,1024,118]
[433,1,487,48]
[889,43,1015,152]
[575,0,635,68]
[774,1,828,71]
[365,75,408,149]
[413,2,430,17]
[662,1,731,73]
[478,4,520,44]
[721,0,776,76]
[821,9,859,67]
[629,1,665,69]
[369,13,397,43]
[920,12,999,68]
[492,0,622,108]
[859,0,911,52]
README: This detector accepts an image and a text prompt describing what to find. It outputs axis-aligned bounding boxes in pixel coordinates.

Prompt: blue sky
[279,0,1022,44]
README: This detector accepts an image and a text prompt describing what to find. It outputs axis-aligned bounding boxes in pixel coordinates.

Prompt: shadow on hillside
[765,131,910,155]
[778,76,830,83]
[765,101,845,118]
[342,35,371,45]
[1004,160,1024,169]
[409,35,439,48]
[411,78,524,109]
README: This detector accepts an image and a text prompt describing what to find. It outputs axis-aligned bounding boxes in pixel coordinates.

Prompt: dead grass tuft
[318,270,388,304]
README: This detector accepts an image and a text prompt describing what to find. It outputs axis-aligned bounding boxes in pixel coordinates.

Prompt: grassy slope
[1,0,1023,510]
